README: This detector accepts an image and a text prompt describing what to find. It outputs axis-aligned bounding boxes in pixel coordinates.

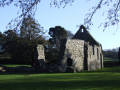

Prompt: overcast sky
[0,0,120,50]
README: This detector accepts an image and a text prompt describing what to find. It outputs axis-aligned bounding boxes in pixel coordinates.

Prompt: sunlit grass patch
[0,67,120,90]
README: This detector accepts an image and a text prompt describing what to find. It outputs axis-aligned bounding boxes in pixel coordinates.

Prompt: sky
[0,0,120,50]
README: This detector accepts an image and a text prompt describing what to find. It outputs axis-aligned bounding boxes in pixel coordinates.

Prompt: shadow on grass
[0,64,38,75]
[1,64,120,75]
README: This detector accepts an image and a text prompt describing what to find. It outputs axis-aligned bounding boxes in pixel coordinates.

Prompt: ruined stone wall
[35,42,103,72]
[37,45,45,61]
[87,44,103,71]
[60,39,85,72]
[35,45,47,72]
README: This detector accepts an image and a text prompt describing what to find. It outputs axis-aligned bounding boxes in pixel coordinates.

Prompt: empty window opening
[81,29,84,32]
[93,46,94,55]
[67,58,73,66]
[100,53,103,68]
[97,48,99,60]
[84,45,88,70]
[66,58,73,72]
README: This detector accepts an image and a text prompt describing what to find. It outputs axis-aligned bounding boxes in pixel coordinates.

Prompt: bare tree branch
[84,0,104,29]
[114,0,120,20]
[1,0,120,30]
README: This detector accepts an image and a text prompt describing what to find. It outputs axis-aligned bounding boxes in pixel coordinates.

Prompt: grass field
[0,57,120,90]
[0,67,120,90]
[3,64,31,67]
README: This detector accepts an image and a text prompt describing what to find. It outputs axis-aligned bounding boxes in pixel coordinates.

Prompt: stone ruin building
[35,25,103,72]
[59,25,103,72]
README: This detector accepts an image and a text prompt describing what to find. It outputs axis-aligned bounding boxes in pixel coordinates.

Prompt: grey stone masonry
[60,39,85,72]
[60,39,103,72]
[34,25,103,73]
[87,43,103,71]
[59,25,104,72]
[37,45,45,61]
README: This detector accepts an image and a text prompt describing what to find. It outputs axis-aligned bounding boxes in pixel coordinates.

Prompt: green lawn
[3,64,31,67]
[0,67,120,90]
[0,57,120,90]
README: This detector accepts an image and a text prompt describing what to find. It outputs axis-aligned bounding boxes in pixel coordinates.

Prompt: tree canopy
[84,0,120,29]
[49,26,67,50]
[0,16,46,64]
[20,15,44,40]
[0,0,74,30]
[0,0,120,29]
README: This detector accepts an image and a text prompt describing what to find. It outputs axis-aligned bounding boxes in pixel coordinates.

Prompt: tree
[1,0,120,29]
[44,26,67,63]
[49,26,67,50]
[103,49,118,59]
[51,0,120,29]
[20,15,44,41]
[4,30,18,41]
[0,32,5,41]
[3,21,46,64]
[0,32,6,53]
[84,0,120,29]
[0,0,73,30]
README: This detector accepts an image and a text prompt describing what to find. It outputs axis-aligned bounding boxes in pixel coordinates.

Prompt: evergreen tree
[20,15,44,41]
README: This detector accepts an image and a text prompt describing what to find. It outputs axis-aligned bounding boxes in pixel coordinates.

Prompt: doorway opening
[100,53,103,68]
[66,58,73,72]
[84,45,88,70]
